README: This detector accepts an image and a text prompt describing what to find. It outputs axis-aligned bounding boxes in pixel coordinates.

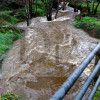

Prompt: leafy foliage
[0,27,22,56]
[69,0,100,14]
[93,86,100,100]
[74,16,100,38]
[32,0,47,16]
[0,3,25,56]
[85,1,100,13]
[0,92,24,100]
[74,16,100,27]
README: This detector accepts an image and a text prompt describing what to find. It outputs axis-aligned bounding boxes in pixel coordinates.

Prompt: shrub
[0,27,22,56]
[33,0,45,16]
[0,92,24,100]
[74,16,100,38]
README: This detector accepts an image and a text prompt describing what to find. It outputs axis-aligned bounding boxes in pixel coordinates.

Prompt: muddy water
[0,7,99,100]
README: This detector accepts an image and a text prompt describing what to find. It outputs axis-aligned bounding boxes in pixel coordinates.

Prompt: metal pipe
[74,60,100,100]
[49,42,100,100]
[88,75,100,100]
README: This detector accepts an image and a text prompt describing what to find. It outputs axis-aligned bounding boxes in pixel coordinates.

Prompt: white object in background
[66,2,69,8]
[78,10,81,14]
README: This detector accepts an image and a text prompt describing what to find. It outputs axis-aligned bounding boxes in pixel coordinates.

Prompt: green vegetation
[33,0,45,16]
[0,27,22,56]
[0,1,46,57]
[93,86,100,100]
[32,0,52,16]
[0,92,24,100]
[0,4,24,57]
[75,1,100,13]
[74,0,100,38]
[0,4,26,25]
[74,16,100,37]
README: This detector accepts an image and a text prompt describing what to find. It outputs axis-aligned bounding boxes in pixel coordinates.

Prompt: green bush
[0,27,22,56]
[33,0,45,16]
[74,16,100,37]
[74,16,100,27]
[0,92,24,100]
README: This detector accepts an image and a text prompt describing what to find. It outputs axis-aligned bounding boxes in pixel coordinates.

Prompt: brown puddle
[26,77,67,90]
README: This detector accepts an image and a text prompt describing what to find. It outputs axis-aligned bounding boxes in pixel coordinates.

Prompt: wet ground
[0,7,99,100]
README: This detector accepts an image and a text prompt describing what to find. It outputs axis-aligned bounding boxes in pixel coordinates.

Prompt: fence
[49,42,100,100]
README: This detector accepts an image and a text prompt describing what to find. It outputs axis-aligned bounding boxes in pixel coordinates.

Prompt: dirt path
[0,7,99,100]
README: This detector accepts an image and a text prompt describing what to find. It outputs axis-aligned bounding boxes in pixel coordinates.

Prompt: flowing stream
[0,7,99,100]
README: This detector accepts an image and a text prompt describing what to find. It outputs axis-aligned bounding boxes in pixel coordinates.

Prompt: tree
[86,0,90,14]
[53,0,59,9]
[94,0,100,14]
[92,0,95,14]
[46,0,53,21]
[86,0,100,15]
[24,0,30,26]
[29,0,32,16]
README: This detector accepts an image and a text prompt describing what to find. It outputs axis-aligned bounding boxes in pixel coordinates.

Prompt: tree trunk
[55,10,59,19]
[94,1,100,14]
[74,0,78,12]
[25,0,30,26]
[53,0,59,10]
[92,0,95,14]
[46,0,53,21]
[29,0,32,16]
[86,0,90,14]
[36,0,38,16]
